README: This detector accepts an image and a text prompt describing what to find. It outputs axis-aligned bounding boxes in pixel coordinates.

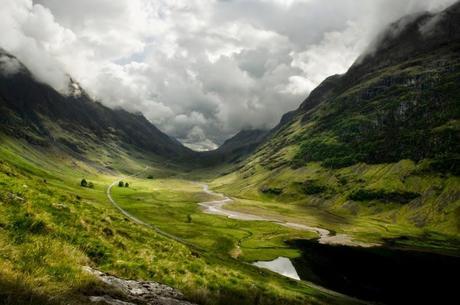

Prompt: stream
[199,185,460,304]
[199,184,374,247]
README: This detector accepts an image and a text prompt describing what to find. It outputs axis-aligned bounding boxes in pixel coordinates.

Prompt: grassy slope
[207,43,460,254]
[211,155,460,253]
[0,136,359,305]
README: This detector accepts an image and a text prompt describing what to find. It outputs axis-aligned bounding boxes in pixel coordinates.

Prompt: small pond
[253,257,300,280]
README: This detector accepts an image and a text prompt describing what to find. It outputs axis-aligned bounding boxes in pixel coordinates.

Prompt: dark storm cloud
[1,0,456,150]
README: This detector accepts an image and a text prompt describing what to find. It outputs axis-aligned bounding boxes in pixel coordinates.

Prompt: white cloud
[0,0,456,149]
[0,55,22,75]
[0,0,73,91]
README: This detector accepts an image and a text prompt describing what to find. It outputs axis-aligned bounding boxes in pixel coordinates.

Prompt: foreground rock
[84,267,197,305]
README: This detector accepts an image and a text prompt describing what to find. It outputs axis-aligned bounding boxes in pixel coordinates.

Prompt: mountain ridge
[211,1,460,244]
[252,1,460,173]
[0,49,197,171]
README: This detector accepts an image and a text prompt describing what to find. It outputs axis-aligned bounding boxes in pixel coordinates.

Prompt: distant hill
[198,129,269,165]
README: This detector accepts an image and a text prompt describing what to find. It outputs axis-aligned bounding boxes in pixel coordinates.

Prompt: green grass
[110,178,316,261]
[0,136,358,305]
[211,159,460,251]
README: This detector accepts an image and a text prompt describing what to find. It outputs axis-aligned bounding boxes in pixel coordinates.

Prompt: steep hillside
[268,2,460,172]
[0,50,269,172]
[198,129,269,166]
[213,2,460,248]
[0,50,193,171]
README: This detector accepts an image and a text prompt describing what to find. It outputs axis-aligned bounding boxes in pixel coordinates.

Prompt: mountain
[0,51,267,170]
[0,51,351,305]
[1,4,459,305]
[217,130,268,156]
[213,2,460,240]
[258,1,460,173]
[198,129,269,165]
[0,50,193,170]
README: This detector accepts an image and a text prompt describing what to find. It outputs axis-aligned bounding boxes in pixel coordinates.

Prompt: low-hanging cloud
[0,54,22,76]
[0,0,457,150]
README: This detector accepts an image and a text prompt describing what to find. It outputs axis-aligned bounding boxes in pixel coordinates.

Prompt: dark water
[290,239,460,305]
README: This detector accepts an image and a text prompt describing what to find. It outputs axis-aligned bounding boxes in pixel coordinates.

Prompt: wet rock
[84,267,196,305]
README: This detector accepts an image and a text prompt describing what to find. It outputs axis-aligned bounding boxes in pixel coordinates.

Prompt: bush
[260,186,283,195]
[118,181,124,187]
[88,182,94,188]
[147,175,154,179]
[289,156,305,169]
[80,179,87,187]
[124,182,129,187]
[323,156,359,169]
[348,189,419,204]
[301,180,327,195]
[430,155,460,175]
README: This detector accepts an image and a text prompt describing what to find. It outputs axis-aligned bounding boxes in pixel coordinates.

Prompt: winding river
[199,184,374,247]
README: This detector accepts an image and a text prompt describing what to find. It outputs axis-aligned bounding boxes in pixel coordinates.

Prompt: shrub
[118,181,124,187]
[80,179,87,187]
[348,189,419,204]
[430,155,460,175]
[147,175,154,179]
[289,156,305,169]
[302,180,327,195]
[124,182,129,187]
[260,186,283,195]
[88,182,94,189]
[323,156,359,169]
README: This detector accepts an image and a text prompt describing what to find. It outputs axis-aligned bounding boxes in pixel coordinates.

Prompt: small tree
[118,181,124,187]
[147,175,154,179]
[80,179,88,187]
[125,182,129,188]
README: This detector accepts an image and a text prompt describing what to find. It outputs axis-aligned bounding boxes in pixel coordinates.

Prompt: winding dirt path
[106,169,200,249]
[199,185,375,247]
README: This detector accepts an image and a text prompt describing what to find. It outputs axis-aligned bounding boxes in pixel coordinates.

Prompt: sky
[0,0,456,150]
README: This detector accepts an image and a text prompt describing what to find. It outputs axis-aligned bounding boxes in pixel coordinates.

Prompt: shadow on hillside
[0,277,122,305]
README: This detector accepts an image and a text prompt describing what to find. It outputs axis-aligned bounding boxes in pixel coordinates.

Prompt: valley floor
[1,137,459,305]
[0,137,360,305]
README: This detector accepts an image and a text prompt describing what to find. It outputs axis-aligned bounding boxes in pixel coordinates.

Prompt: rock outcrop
[84,267,197,305]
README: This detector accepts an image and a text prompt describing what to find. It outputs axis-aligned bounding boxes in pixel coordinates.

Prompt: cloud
[0,54,23,76]
[0,0,73,91]
[181,126,218,151]
[1,0,457,149]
